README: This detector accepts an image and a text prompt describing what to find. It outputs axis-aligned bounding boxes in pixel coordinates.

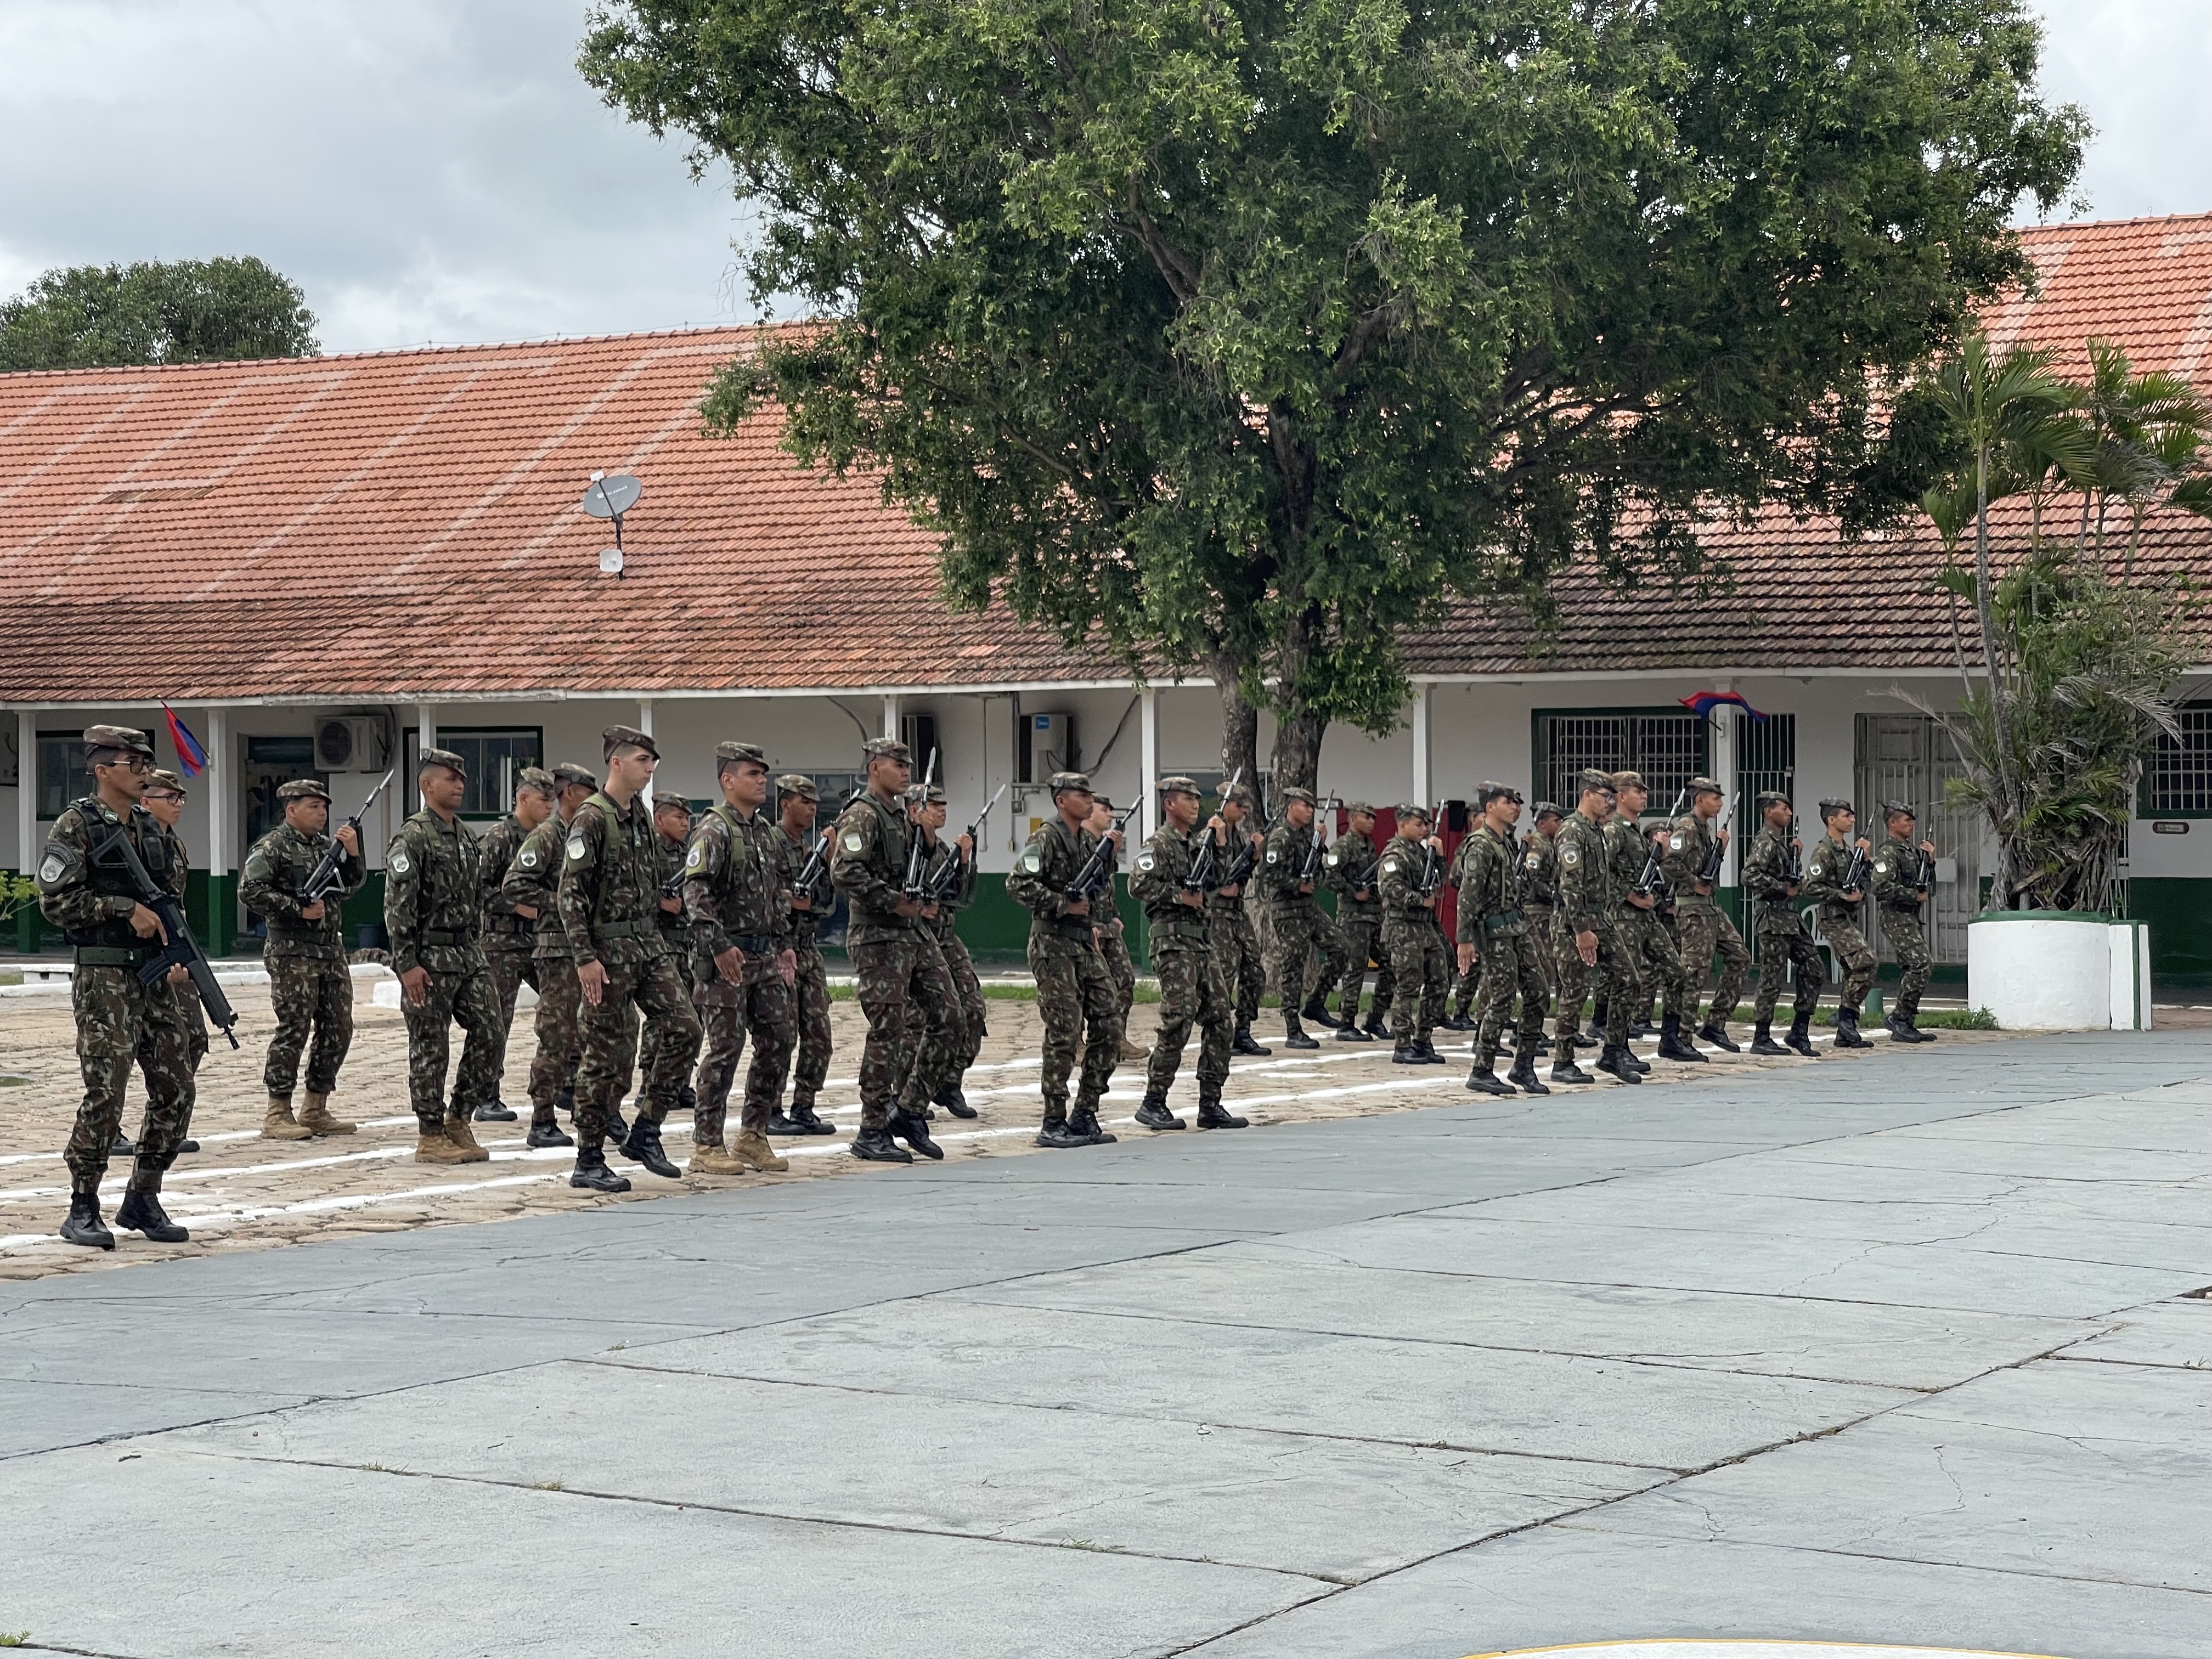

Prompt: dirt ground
[0,979,2005,1279]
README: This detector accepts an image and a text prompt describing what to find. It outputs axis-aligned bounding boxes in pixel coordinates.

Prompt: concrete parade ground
[0,1009,2207,1657]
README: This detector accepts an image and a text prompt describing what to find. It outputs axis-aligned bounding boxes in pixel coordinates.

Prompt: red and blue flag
[162,703,208,776]
[1678,690,1767,723]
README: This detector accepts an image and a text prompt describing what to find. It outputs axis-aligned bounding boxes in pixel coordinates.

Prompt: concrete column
[417,702,436,809]
[204,706,234,953]
[1412,681,1432,806]
[1139,685,1160,838]
[637,697,653,740]
[881,694,902,741]
[14,708,35,951]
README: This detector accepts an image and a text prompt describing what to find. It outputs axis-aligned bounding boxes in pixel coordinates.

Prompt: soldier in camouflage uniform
[1084,794,1148,1062]
[558,725,704,1189]
[768,775,839,1136]
[1743,791,1824,1057]
[240,776,365,1139]
[830,736,957,1163]
[638,790,700,1119]
[139,769,205,1156]
[682,743,795,1175]
[1660,776,1753,1055]
[39,726,197,1248]
[502,762,595,1147]
[1872,803,1939,1043]
[1456,783,1549,1096]
[1802,798,1877,1048]
[1518,804,1562,1053]
[1552,770,1637,1084]
[1324,802,1391,1040]
[908,783,985,1118]
[385,748,502,1165]
[1212,782,1270,1055]
[1259,787,1343,1048]
[1376,806,1449,1063]
[1006,770,1126,1146]
[474,766,553,1123]
[1609,771,1696,1065]
[1128,777,1246,1131]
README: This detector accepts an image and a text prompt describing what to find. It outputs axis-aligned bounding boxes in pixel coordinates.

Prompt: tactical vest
[576,789,658,939]
[66,799,170,947]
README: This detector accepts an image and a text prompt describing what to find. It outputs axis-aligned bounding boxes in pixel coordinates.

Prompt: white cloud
[0,0,2202,353]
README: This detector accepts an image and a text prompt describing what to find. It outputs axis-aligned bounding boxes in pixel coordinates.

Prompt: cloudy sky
[1,0,2205,355]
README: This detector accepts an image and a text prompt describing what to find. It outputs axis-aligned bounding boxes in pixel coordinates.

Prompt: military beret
[776,773,820,802]
[1222,782,1257,807]
[1757,789,1791,808]
[1477,780,1522,806]
[1531,801,1562,821]
[1610,769,1645,791]
[1344,800,1375,816]
[652,791,693,814]
[1279,786,1317,806]
[1577,768,1618,794]
[550,762,596,789]
[1819,798,1855,818]
[714,741,769,772]
[1158,775,1202,797]
[1687,776,1724,796]
[862,736,912,763]
[419,746,469,777]
[1092,794,1116,810]
[1395,802,1432,823]
[83,724,154,759]
[515,766,555,794]
[602,724,658,761]
[905,782,948,805]
[1881,799,1917,819]
[146,768,188,794]
[277,777,333,803]
[1048,770,1093,795]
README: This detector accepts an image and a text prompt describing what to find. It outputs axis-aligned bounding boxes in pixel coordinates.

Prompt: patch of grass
[0,1632,31,1648]
[1915,1006,1999,1030]
[532,1479,565,1492]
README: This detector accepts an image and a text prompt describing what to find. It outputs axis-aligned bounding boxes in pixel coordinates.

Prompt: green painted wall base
[2127,878,2212,986]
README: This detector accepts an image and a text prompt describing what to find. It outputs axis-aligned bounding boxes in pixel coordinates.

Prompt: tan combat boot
[687,1139,748,1176]
[732,1130,789,1173]
[413,1124,477,1165]
[297,1092,357,1136]
[441,1115,492,1163]
[261,1095,314,1141]
[1118,1034,1151,1062]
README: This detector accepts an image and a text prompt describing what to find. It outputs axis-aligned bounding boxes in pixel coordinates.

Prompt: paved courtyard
[1,1028,2207,1658]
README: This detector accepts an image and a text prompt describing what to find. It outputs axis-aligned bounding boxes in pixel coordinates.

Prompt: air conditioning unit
[314,715,391,772]
[1022,712,1074,783]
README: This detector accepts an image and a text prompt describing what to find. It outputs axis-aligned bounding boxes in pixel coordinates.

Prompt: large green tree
[583,0,2082,790]
[0,257,318,373]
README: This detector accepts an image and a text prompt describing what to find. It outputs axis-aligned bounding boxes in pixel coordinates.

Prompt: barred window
[1534,710,1709,810]
[1736,712,1798,814]
[405,727,542,817]
[2144,704,2212,814]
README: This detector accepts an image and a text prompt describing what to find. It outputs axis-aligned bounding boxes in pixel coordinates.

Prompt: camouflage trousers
[483,938,538,1104]
[789,945,833,1109]
[67,964,195,1196]
[850,931,957,1132]
[263,953,354,1098]
[525,957,584,1115]
[1271,904,1343,1033]
[1334,910,1393,1023]
[1210,901,1266,1024]
[1621,906,1686,1022]
[1553,916,1632,1057]
[574,950,701,1149]
[1753,928,1825,1023]
[402,963,505,1132]
[1028,937,1122,1122]
[1099,918,1137,1023]
[1883,909,1932,1018]
[691,959,795,1145]
[1381,916,1448,1045]
[1471,930,1547,1070]
[1819,911,1878,1013]
[1146,938,1231,1095]
[922,927,988,1078]
[1675,904,1751,1027]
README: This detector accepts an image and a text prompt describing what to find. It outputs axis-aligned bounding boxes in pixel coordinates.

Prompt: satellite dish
[582,474,642,519]
[599,547,625,576]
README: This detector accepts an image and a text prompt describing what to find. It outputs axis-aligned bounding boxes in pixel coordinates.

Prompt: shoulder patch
[1525,850,1542,870]
[1560,847,1581,867]
[37,849,70,888]
[1323,850,1339,867]
[1381,856,1401,874]
[517,848,537,868]
[1135,850,1155,872]
[566,835,589,862]
[840,829,865,854]
[1668,833,1684,850]
[1874,860,1891,873]
[387,850,411,876]
[1265,848,1279,864]
[1019,846,1042,873]
[1808,861,1823,877]
[686,843,707,870]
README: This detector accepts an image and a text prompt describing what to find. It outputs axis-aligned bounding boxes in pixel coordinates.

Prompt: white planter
[1967,911,2151,1030]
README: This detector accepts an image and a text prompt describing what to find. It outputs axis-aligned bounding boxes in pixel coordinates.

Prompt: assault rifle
[1183,767,1242,895]
[1064,802,1142,904]
[1296,795,1342,886]
[924,783,1007,903]
[300,768,393,906]
[1696,791,1741,885]
[88,822,241,1049]
[1841,836,1871,899]
[1632,785,1692,897]
[793,785,868,895]
[900,748,940,900]
[1916,843,1936,892]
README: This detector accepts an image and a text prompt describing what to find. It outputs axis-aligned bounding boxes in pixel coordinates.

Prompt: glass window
[2145,704,2212,815]
[405,728,543,817]
[37,731,90,820]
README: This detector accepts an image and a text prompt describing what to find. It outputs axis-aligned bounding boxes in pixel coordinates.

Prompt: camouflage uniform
[1325,820,1392,1028]
[1128,812,1231,1101]
[638,802,697,1105]
[474,798,540,1105]
[558,786,703,1149]
[384,803,502,1131]
[1006,797,1125,1131]
[1745,820,1824,1025]
[917,832,988,1085]
[684,795,795,1148]
[241,814,364,1099]
[1376,831,1447,1047]
[1609,808,1684,1023]
[1872,828,1934,1023]
[1661,800,1751,1031]
[38,783,195,1199]
[1457,821,1545,1073]
[830,772,958,1137]
[1552,801,1631,1062]
[1209,822,1268,1031]
[1803,828,1877,1013]
[1259,804,1343,1038]
[504,810,583,1119]
[1521,821,1560,999]
[776,808,837,1119]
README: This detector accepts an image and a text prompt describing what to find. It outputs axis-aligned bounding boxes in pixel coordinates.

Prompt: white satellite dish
[580,472,643,576]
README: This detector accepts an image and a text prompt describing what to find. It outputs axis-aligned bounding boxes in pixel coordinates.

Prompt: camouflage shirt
[1324,827,1382,913]
[1742,824,1805,936]
[1660,811,1725,916]
[1375,834,1443,924]
[1129,820,1215,950]
[241,822,365,962]
[476,811,535,944]
[1454,823,1528,942]
[1553,808,1613,934]
[383,809,485,976]
[1007,815,1105,953]
[556,789,667,967]
[830,789,919,944]
[777,822,834,955]
[1801,833,1866,920]
[654,831,693,951]
[36,795,186,945]
[918,834,978,943]
[1522,829,1558,909]
[1605,812,1657,915]
[502,815,575,961]
[1872,837,1929,913]
[1259,819,1324,911]
[683,803,788,970]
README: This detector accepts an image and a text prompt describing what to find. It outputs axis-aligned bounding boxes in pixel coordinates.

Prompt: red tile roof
[4,213,2210,704]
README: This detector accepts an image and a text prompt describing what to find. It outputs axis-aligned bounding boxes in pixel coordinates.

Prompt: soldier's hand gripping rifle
[1296,794,1342,886]
[1841,836,1871,899]
[793,784,869,896]
[1632,785,1692,897]
[1916,843,1936,895]
[1064,803,1142,905]
[926,783,1007,902]
[900,748,940,900]
[300,767,393,907]
[90,823,241,1049]
[1182,767,1241,895]
[1697,791,1741,884]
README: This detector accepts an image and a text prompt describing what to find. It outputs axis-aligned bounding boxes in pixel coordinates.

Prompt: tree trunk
[1212,653,1259,795]
[1271,707,1327,797]
[1972,441,2021,908]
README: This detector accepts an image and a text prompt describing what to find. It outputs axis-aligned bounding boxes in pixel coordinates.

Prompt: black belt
[1392,906,1440,923]
[485,916,531,935]
[1051,918,1097,942]
[591,920,654,941]
[1480,909,1523,932]
[1147,914,1210,940]
[724,932,777,954]
[74,945,149,967]
[419,928,473,946]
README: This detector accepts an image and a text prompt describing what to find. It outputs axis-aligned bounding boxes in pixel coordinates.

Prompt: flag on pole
[1678,691,1767,724]
[162,703,208,776]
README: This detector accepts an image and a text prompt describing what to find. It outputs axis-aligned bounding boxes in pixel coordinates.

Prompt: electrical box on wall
[1022,713,1074,783]
[314,714,391,772]
[899,714,940,775]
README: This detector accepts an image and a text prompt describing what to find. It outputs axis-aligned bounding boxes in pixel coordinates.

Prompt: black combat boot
[1034,1115,1093,1149]
[1133,1091,1185,1130]
[1750,1021,1791,1057]
[1785,1014,1820,1057]
[766,1104,806,1135]
[676,1082,698,1115]
[1596,1045,1644,1085]
[1581,1002,1608,1047]
[1833,1007,1872,1049]
[618,1119,682,1180]
[179,1138,200,1154]
[1506,1056,1550,1095]
[1549,1040,1594,1085]
[1334,1019,1373,1042]
[936,1083,980,1119]
[1904,1015,1938,1041]
[1391,1040,1423,1064]
[1413,1038,1450,1066]
[1439,1010,1476,1032]
[1360,1011,1390,1040]
[1696,1017,1742,1053]
[115,1188,188,1243]
[1069,1103,1118,1145]
[789,1101,838,1134]
[569,1148,631,1193]
[1195,1085,1248,1128]
[1657,1014,1707,1062]
[850,1124,915,1163]
[1283,1025,1320,1051]
[1232,1023,1271,1056]
[59,1192,115,1251]
[526,1115,574,1149]
[1465,1064,1514,1097]
[111,1129,135,1157]
[473,1097,518,1122]
[890,1108,945,1160]
[1302,998,1342,1030]
[607,1104,630,1142]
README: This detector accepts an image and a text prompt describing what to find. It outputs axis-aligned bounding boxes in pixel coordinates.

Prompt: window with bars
[1533,710,1709,810]
[2143,704,2212,815]
[1735,712,1798,813]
